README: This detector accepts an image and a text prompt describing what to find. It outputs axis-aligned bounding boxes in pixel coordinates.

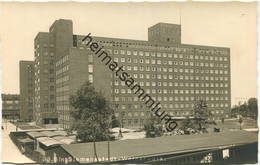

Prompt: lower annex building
[52,19,231,129]
[2,94,20,119]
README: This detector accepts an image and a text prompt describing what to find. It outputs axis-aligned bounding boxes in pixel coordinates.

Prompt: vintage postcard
[0,1,258,164]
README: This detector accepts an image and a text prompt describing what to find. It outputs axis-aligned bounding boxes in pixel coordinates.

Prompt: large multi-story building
[19,61,34,120]
[33,19,73,126]
[2,94,20,119]
[37,19,231,129]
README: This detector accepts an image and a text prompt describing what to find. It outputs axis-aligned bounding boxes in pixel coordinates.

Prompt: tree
[69,82,114,161]
[238,117,243,130]
[231,98,258,119]
[231,105,240,118]
[180,117,194,134]
[144,115,163,138]
[239,103,248,117]
[193,99,216,133]
[248,98,258,119]
[111,115,120,128]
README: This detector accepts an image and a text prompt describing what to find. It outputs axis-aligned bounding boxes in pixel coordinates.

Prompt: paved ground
[1,120,34,163]
[213,118,258,132]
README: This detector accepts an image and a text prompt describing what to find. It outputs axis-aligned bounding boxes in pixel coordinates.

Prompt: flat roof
[76,35,230,50]
[40,130,64,137]
[53,130,68,136]
[61,131,257,163]
[18,138,34,143]
[53,136,75,145]
[26,131,46,138]
[16,128,57,133]
[37,137,63,147]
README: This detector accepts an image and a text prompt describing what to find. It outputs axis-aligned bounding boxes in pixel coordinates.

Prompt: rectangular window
[120,50,125,55]
[114,50,118,54]
[89,74,93,83]
[88,65,93,73]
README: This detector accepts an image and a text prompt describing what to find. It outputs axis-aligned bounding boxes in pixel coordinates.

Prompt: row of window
[43,68,55,74]
[114,109,226,118]
[3,106,19,109]
[56,86,69,93]
[56,55,69,67]
[118,74,229,83]
[56,76,69,84]
[58,115,71,122]
[114,89,229,95]
[114,58,228,66]
[80,40,228,55]
[57,105,70,111]
[115,76,229,84]
[2,100,19,104]
[56,65,69,75]
[55,64,93,86]
[43,60,55,66]
[35,43,54,49]
[116,65,229,74]
[34,51,55,57]
[112,115,225,126]
[117,102,229,109]
[115,81,229,88]
[104,49,228,59]
[43,102,55,108]
[34,79,53,89]
[56,95,70,102]
[114,96,229,102]
[34,85,55,94]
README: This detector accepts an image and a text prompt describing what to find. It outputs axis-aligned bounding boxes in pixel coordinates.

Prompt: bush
[144,116,163,138]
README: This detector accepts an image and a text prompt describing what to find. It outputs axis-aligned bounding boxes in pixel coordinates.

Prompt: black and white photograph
[0,1,258,164]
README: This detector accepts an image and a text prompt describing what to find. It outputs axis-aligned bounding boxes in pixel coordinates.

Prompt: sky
[0,2,257,106]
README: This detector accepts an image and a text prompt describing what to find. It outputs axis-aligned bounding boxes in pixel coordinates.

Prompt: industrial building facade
[33,20,73,126]
[19,61,34,120]
[34,19,231,129]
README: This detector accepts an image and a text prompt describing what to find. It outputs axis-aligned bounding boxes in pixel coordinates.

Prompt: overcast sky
[0,2,257,105]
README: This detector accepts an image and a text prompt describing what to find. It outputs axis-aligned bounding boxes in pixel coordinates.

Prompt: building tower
[34,19,73,126]
[19,61,34,120]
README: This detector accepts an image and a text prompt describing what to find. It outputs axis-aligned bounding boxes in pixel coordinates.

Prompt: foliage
[144,115,163,138]
[238,117,243,124]
[193,99,216,133]
[238,117,243,130]
[111,115,120,128]
[231,97,258,119]
[248,98,258,119]
[180,117,194,134]
[69,81,114,142]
